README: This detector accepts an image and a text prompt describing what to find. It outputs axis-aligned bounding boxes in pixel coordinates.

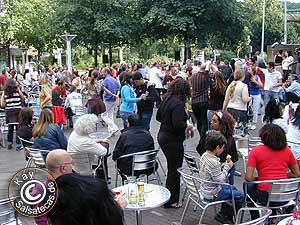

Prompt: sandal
[164,203,183,209]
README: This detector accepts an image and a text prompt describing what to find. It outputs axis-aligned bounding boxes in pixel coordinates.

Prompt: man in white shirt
[65,86,83,128]
[147,62,164,107]
[259,61,283,105]
[284,75,300,103]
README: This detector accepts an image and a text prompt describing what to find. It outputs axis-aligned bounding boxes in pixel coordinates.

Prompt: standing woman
[207,71,226,130]
[157,78,194,208]
[120,73,145,129]
[1,79,24,149]
[223,69,251,126]
[39,77,52,110]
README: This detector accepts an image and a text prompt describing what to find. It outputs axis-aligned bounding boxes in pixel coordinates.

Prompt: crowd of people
[1,48,300,224]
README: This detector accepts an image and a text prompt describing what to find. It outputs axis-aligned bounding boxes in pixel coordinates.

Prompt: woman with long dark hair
[156,78,194,208]
[207,71,226,130]
[0,79,24,149]
[263,98,288,133]
[245,124,300,219]
[17,107,33,143]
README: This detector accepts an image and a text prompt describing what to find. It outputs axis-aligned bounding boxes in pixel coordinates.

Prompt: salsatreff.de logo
[8,167,58,217]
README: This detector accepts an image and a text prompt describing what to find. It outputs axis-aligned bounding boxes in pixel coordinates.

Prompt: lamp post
[284,0,288,44]
[60,34,77,73]
[261,0,266,53]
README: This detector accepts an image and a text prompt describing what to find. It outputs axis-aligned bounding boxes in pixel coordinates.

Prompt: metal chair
[0,197,19,225]
[236,137,261,174]
[244,178,300,219]
[69,152,108,183]
[114,149,160,187]
[18,136,34,148]
[235,207,272,225]
[177,167,237,224]
[181,151,200,201]
[26,147,49,168]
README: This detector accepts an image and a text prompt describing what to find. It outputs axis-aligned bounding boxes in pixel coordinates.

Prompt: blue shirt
[286,80,300,97]
[120,84,141,113]
[249,75,262,96]
[102,75,120,102]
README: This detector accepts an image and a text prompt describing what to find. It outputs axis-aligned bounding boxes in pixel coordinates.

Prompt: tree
[137,0,244,61]
[52,0,139,66]
[242,0,284,52]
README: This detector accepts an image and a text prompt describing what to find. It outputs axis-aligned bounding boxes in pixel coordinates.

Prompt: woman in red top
[245,123,300,219]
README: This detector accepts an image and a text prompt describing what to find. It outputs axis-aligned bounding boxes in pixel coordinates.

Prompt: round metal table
[89,132,111,140]
[113,183,170,225]
[277,216,299,225]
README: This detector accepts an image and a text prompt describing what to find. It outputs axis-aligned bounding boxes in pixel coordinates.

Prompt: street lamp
[261,0,266,53]
[60,34,77,73]
[284,0,288,44]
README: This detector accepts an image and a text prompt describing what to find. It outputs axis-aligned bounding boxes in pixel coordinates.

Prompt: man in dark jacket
[133,72,158,130]
[112,114,156,176]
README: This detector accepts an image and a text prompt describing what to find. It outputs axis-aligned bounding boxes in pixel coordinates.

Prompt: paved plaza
[0,109,251,225]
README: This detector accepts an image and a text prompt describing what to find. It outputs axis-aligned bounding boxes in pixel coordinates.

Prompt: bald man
[46,149,73,179]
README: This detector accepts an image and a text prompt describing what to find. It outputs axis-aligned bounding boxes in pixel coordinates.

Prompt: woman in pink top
[245,124,300,219]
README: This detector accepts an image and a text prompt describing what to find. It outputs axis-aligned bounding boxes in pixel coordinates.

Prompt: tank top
[227,81,248,111]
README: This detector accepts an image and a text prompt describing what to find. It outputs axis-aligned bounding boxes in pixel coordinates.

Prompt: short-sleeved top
[247,145,297,192]
[261,69,282,92]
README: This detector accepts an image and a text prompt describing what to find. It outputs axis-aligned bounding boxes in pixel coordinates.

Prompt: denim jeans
[7,124,22,148]
[228,164,236,185]
[264,91,280,106]
[120,111,133,129]
[206,184,245,204]
[139,112,153,131]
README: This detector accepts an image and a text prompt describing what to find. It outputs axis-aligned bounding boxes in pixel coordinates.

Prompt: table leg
[136,210,142,225]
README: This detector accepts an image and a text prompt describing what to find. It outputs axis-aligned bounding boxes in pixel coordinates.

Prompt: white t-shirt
[65,92,83,112]
[261,69,282,92]
[282,56,294,70]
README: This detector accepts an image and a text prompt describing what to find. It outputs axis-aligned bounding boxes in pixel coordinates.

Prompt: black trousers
[192,102,208,139]
[158,131,184,206]
[286,92,300,103]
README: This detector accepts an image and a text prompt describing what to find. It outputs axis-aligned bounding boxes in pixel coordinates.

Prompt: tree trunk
[109,44,112,66]
[94,46,98,67]
[183,37,191,62]
[7,43,10,68]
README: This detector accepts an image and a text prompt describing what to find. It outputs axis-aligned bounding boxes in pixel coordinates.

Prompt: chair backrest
[74,106,85,117]
[69,152,95,175]
[27,148,48,168]
[0,198,18,225]
[177,167,200,199]
[268,179,300,204]
[236,207,272,225]
[18,136,34,148]
[132,150,158,172]
[183,151,199,173]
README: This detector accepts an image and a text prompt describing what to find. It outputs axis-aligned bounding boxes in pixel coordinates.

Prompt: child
[198,131,244,224]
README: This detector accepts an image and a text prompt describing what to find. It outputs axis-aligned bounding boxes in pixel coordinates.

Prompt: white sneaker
[250,125,256,130]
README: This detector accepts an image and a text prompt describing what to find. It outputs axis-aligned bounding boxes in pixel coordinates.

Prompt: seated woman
[67,114,108,176]
[245,124,300,219]
[198,131,244,224]
[263,98,288,133]
[17,107,34,144]
[33,109,68,158]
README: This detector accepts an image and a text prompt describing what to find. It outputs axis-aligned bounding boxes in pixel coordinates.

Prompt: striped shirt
[4,92,22,110]
[191,71,210,104]
[198,151,231,199]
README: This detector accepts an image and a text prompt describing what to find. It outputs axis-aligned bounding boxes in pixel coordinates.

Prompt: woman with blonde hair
[207,71,227,130]
[33,109,67,158]
[223,69,251,126]
[39,76,52,109]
